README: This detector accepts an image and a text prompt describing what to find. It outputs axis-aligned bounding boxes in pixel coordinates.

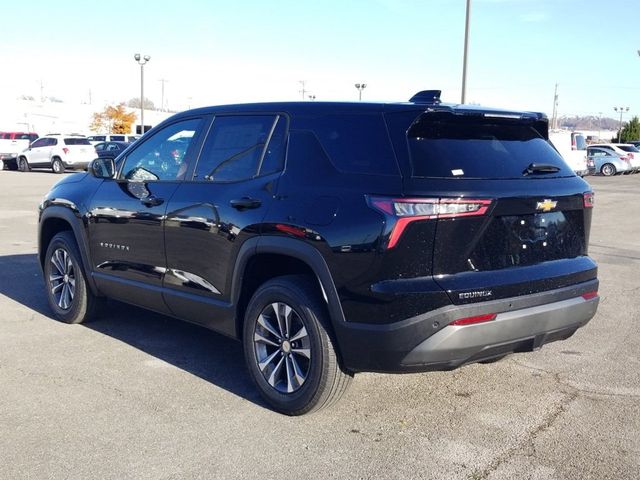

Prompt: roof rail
[409,90,442,104]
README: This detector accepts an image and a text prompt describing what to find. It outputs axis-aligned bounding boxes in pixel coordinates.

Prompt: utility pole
[461,0,472,104]
[551,83,559,130]
[598,111,603,140]
[159,78,169,111]
[298,80,307,100]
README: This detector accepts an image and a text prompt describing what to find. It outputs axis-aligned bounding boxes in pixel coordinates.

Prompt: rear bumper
[335,279,598,373]
[62,159,92,170]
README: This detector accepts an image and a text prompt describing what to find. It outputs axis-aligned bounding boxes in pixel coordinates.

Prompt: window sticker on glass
[452,169,464,176]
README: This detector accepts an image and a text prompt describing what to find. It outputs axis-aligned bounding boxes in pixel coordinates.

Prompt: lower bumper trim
[401,295,597,367]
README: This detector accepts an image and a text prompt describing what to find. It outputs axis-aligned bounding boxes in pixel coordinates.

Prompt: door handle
[141,196,164,207]
[230,197,262,210]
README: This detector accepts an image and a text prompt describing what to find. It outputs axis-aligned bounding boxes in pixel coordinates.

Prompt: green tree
[90,104,137,134]
[617,116,640,143]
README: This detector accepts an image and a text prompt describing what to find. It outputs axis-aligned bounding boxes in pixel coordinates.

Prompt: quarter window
[119,118,202,181]
[193,115,278,182]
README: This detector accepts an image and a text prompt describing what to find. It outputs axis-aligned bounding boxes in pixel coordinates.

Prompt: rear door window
[407,118,574,178]
[193,115,279,182]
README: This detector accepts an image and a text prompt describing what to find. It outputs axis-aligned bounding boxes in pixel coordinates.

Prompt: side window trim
[255,115,280,177]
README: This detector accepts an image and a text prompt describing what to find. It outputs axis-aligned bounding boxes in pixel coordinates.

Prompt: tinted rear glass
[64,138,91,146]
[408,119,574,179]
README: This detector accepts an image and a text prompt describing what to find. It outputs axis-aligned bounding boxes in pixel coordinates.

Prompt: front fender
[38,204,99,295]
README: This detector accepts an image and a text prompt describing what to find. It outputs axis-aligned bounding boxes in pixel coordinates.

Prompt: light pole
[614,106,629,143]
[134,53,151,134]
[461,0,472,104]
[355,83,367,101]
[598,111,603,140]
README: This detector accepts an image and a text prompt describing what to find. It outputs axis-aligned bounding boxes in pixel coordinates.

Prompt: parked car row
[547,130,640,177]
[0,132,137,173]
[587,143,640,176]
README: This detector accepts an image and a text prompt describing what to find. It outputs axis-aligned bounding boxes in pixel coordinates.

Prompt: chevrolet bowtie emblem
[536,199,557,212]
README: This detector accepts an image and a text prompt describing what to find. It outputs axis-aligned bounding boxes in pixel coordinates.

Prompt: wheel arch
[232,236,347,347]
[39,206,99,295]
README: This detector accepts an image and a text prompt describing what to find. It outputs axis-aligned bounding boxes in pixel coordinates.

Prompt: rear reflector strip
[581,291,598,300]
[450,313,497,326]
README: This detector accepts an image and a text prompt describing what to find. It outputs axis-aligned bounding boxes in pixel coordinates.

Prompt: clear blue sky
[2,0,639,119]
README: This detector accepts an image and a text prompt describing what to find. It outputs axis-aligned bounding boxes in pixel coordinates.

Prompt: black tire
[243,275,352,415]
[51,157,64,174]
[44,231,102,324]
[601,163,616,176]
[18,156,30,172]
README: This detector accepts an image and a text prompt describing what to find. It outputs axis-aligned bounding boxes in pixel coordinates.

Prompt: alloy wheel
[601,164,615,176]
[253,302,311,394]
[49,248,76,310]
[52,159,63,173]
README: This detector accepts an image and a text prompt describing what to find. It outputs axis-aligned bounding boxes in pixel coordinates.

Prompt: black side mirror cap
[90,157,116,179]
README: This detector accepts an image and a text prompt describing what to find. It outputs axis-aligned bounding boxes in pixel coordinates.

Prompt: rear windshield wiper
[523,163,561,176]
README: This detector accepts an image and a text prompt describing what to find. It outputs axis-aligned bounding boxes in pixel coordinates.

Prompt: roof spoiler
[409,90,442,104]
[409,108,550,140]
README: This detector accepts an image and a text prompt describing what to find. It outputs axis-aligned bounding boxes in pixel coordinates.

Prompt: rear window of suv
[64,138,91,146]
[407,117,574,179]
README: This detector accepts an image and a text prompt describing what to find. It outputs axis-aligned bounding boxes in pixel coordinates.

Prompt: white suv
[17,135,97,173]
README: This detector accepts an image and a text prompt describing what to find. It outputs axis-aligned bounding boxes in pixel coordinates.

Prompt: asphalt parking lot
[0,170,638,480]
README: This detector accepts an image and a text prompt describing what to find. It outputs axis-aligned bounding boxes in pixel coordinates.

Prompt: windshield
[408,119,574,179]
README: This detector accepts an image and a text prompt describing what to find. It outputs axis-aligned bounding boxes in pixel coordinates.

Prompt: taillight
[62,147,69,155]
[450,313,497,326]
[367,196,492,249]
[581,291,598,300]
[620,155,630,163]
[583,192,594,208]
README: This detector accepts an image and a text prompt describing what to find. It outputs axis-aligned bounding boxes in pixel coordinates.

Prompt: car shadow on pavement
[0,253,267,410]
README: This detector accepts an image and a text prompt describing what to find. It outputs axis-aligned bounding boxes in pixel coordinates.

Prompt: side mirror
[90,157,116,179]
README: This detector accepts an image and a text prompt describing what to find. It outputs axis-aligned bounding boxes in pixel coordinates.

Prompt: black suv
[38,90,599,415]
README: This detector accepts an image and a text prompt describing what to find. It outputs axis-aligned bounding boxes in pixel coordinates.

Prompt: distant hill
[558,116,621,131]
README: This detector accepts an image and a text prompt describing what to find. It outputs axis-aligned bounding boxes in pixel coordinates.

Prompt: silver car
[587,146,633,176]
